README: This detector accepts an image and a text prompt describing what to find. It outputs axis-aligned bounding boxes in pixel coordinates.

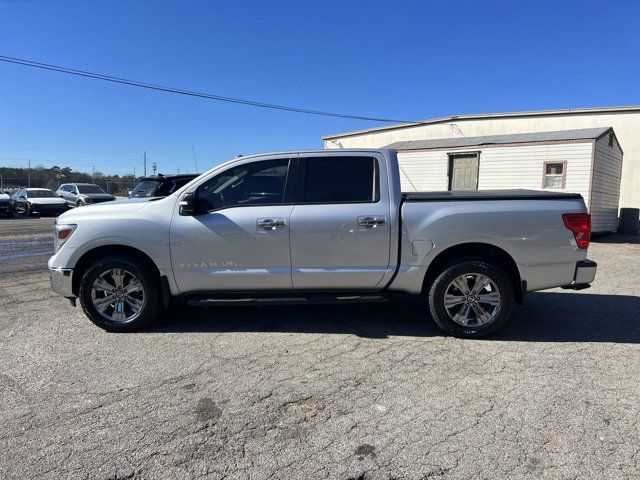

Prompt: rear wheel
[427,259,514,338]
[79,255,162,332]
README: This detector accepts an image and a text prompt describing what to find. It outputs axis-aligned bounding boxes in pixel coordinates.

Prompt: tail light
[562,213,591,249]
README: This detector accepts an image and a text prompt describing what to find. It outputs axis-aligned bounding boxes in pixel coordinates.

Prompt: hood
[28,197,67,205]
[0,193,9,203]
[56,196,164,222]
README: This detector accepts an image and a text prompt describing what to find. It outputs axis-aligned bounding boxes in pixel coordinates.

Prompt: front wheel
[427,260,514,338]
[78,255,163,332]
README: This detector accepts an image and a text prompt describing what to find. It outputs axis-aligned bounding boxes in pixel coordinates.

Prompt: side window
[197,159,290,212]
[301,156,377,203]
[542,161,566,189]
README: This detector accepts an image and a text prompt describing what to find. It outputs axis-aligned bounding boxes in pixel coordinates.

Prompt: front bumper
[563,259,597,290]
[49,267,74,297]
[32,204,67,214]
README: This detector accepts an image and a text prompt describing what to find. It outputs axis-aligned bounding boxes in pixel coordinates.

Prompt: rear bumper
[49,267,74,297]
[562,259,597,290]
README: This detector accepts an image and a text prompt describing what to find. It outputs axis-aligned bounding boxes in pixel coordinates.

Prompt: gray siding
[591,134,624,232]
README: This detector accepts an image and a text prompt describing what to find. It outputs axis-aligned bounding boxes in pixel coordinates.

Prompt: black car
[129,174,198,198]
[56,183,115,207]
[0,191,14,217]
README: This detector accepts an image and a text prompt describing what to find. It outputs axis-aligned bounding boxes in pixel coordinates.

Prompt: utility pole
[133,166,136,189]
[28,159,31,187]
[152,162,157,175]
[0,175,3,189]
[92,164,95,183]
[191,145,199,173]
[143,151,147,177]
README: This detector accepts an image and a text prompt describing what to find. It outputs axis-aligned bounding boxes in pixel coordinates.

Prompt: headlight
[55,223,77,252]
[84,196,94,203]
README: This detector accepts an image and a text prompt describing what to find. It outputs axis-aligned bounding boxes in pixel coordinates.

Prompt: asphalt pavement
[1,217,639,479]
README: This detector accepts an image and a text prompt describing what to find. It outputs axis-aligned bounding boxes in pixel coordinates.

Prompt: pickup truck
[48,149,597,338]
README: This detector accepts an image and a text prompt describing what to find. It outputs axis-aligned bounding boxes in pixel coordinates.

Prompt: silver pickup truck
[49,149,596,337]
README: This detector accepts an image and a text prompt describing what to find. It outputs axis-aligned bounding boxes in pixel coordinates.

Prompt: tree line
[0,165,138,196]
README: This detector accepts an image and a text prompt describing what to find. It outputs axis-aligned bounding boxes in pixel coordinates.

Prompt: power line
[0,54,411,123]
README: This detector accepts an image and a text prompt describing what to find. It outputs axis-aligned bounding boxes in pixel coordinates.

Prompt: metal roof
[382,127,613,151]
[322,105,640,140]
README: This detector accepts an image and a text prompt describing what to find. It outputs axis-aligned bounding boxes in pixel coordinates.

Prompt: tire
[77,201,85,207]
[427,259,514,338]
[25,205,32,216]
[78,254,163,332]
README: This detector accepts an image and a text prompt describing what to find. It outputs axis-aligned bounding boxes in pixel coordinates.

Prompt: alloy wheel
[90,268,146,322]
[444,273,501,327]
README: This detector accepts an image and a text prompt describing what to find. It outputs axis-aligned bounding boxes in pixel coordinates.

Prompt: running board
[184,293,390,307]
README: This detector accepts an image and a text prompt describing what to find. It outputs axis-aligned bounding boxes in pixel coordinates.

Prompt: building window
[542,161,566,189]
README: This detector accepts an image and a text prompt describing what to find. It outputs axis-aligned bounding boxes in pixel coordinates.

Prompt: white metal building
[323,105,640,210]
[388,127,622,232]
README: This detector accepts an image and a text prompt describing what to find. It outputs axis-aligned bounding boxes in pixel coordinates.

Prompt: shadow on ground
[592,232,640,244]
[150,291,640,343]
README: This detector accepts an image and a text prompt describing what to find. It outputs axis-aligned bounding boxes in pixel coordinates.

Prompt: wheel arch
[71,245,161,297]
[421,242,525,304]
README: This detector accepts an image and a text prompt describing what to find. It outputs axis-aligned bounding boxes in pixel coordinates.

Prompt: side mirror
[179,192,197,216]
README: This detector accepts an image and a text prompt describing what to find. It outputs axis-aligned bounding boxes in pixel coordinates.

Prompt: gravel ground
[1,217,639,479]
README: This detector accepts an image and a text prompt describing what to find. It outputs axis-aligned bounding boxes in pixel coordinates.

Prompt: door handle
[257,217,285,231]
[357,216,386,228]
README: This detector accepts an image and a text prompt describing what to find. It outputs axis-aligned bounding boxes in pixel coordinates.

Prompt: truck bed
[402,189,583,202]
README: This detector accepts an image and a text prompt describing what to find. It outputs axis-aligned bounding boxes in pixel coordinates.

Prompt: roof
[24,187,53,191]
[382,127,614,151]
[322,104,640,140]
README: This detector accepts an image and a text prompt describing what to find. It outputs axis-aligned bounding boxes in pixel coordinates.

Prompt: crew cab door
[290,153,392,290]
[170,156,295,293]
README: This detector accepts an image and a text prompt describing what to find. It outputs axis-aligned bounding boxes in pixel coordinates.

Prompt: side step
[184,293,390,307]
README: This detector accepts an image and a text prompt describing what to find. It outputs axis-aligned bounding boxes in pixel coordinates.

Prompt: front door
[289,154,392,290]
[449,154,479,190]
[170,157,295,293]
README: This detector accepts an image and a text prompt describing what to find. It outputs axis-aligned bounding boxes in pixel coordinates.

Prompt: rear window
[131,181,161,198]
[302,156,377,203]
[77,185,105,194]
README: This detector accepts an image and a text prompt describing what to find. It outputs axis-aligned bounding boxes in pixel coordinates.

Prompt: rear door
[289,153,392,290]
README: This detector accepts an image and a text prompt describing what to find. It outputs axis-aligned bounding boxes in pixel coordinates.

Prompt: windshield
[131,180,161,198]
[77,185,106,194]
[28,190,57,198]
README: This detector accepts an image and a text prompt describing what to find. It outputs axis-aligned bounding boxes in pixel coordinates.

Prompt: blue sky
[0,0,638,176]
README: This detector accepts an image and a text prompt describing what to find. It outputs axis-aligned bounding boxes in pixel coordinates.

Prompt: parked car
[49,149,596,337]
[11,188,67,216]
[56,183,115,208]
[0,191,14,217]
[129,174,198,198]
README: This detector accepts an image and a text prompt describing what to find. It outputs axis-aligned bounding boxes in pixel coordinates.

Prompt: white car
[11,188,68,216]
